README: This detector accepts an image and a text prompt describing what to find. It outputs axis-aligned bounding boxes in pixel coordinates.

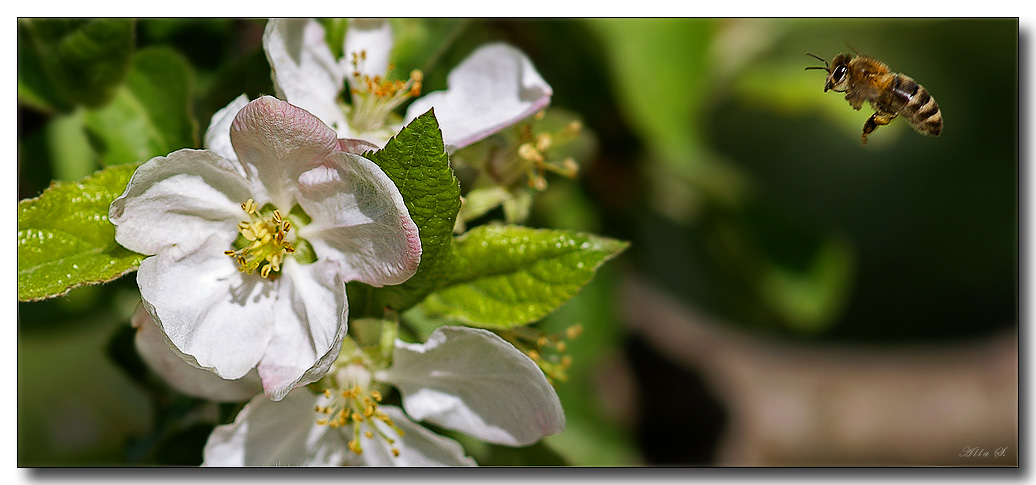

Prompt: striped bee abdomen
[888,74,942,137]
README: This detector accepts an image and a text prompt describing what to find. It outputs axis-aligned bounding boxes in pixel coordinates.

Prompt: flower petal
[137,234,275,381]
[344,405,475,466]
[109,149,251,256]
[379,326,565,447]
[294,152,421,286]
[262,19,349,135]
[338,137,380,155]
[256,259,348,401]
[132,304,263,402]
[341,18,393,79]
[404,43,552,151]
[229,96,343,210]
[204,94,250,162]
[203,390,347,466]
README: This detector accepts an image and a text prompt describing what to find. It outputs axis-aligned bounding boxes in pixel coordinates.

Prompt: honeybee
[806,52,942,144]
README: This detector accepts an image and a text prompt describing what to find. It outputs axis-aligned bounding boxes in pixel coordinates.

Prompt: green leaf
[364,110,461,311]
[587,19,748,218]
[20,18,134,109]
[389,18,469,75]
[18,20,67,113]
[46,109,100,182]
[587,19,712,165]
[759,235,854,333]
[84,46,198,166]
[18,164,145,301]
[420,225,628,328]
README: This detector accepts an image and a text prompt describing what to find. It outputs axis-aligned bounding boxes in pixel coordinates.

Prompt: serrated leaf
[364,110,461,311]
[21,18,134,109]
[84,46,198,166]
[18,164,145,301]
[420,225,628,328]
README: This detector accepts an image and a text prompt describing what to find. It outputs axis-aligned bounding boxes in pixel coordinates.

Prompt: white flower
[262,18,553,151]
[110,95,422,401]
[200,326,566,466]
[132,304,264,402]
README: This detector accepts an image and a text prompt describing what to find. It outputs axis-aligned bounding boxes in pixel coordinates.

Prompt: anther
[226,199,300,279]
[518,143,544,163]
[566,324,583,339]
[530,176,548,191]
[536,133,553,152]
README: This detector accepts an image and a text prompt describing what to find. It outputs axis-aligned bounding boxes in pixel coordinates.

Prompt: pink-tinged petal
[341,18,393,80]
[229,96,341,210]
[378,326,565,447]
[343,405,476,466]
[294,152,421,286]
[138,234,276,381]
[204,94,250,162]
[263,19,349,134]
[132,304,262,402]
[256,259,348,401]
[203,390,347,466]
[109,149,251,256]
[338,138,380,155]
[404,43,553,151]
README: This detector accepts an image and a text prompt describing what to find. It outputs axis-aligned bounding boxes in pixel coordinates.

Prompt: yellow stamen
[225,199,296,279]
[346,50,424,132]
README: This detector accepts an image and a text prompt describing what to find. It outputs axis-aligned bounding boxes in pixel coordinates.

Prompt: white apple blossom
[199,326,566,466]
[261,18,553,151]
[132,304,263,402]
[110,95,422,401]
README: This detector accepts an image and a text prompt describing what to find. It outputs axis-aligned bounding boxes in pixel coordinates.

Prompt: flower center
[472,111,582,192]
[315,362,404,458]
[345,50,423,133]
[224,198,296,278]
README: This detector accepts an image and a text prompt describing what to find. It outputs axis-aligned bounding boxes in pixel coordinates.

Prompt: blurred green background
[18,18,1018,466]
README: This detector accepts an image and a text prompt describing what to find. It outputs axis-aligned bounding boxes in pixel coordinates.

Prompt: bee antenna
[804,52,829,72]
[805,52,826,63]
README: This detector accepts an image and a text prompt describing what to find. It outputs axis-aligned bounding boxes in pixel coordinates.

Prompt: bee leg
[845,92,866,110]
[861,112,897,145]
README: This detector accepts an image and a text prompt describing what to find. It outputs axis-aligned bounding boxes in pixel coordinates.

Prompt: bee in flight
[805,51,942,144]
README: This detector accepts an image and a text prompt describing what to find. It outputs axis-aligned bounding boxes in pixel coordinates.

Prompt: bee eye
[833,65,848,82]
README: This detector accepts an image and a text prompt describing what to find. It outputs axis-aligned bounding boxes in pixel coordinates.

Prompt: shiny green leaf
[421,224,628,328]
[18,164,144,301]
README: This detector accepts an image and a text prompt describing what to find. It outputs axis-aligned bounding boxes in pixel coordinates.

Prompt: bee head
[805,52,852,93]
[825,53,853,93]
